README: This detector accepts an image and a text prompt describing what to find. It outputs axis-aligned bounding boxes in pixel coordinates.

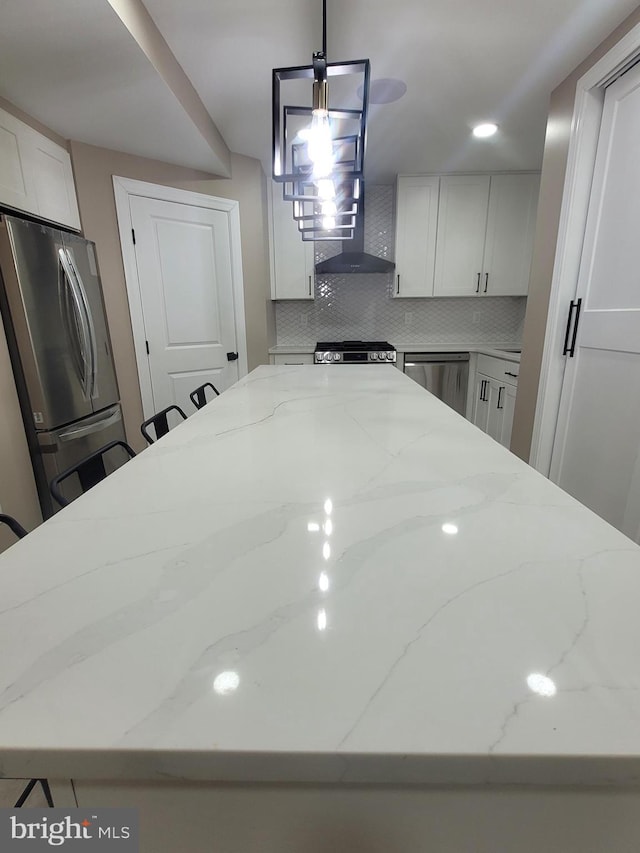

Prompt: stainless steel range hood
[315,187,395,275]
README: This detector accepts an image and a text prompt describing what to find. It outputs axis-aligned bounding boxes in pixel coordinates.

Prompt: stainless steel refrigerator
[0,214,127,516]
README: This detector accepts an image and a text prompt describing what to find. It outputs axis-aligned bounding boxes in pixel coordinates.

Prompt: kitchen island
[2,365,640,851]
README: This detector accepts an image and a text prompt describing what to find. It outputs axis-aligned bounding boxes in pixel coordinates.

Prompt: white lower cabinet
[472,355,519,449]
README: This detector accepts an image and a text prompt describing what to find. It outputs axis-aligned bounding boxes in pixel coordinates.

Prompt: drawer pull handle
[476,273,480,293]
[505,371,519,378]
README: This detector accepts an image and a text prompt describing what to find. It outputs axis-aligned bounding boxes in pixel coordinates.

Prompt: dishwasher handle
[403,352,470,364]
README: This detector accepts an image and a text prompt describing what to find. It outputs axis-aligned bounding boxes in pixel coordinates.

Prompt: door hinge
[227,351,239,361]
[132,228,136,245]
[145,340,150,355]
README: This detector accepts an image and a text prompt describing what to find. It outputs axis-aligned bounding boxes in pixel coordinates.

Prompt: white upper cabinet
[434,173,539,297]
[0,106,80,231]
[482,173,539,296]
[268,181,314,300]
[0,109,38,214]
[434,175,491,297]
[23,129,81,230]
[397,171,539,298]
[393,175,439,298]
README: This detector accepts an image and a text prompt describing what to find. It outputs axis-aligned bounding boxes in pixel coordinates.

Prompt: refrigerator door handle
[58,248,91,399]
[57,406,122,442]
[66,249,99,399]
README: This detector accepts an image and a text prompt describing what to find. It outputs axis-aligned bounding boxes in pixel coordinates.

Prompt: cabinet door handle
[397,274,401,294]
[308,275,312,296]
[476,273,480,293]
[484,273,489,293]
[497,386,504,409]
[480,379,487,402]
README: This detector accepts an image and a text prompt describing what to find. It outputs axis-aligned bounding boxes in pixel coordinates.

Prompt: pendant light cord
[322,0,327,57]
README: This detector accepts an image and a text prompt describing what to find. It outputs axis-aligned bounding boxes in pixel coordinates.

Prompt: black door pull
[227,352,239,361]
[562,298,582,357]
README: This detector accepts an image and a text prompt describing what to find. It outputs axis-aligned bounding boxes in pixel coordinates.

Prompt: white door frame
[529,22,640,475]
[112,176,248,418]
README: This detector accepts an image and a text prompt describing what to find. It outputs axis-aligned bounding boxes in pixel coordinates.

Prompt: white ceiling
[0,0,638,182]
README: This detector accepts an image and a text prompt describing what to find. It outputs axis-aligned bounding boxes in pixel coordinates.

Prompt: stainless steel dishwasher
[403,352,470,416]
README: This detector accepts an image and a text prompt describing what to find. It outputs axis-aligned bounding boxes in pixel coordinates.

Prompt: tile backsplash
[275,185,527,346]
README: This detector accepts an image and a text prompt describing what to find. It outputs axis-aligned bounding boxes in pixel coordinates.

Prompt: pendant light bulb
[308,110,333,179]
[317,179,336,199]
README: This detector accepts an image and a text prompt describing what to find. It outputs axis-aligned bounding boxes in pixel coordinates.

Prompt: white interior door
[549,63,640,544]
[129,195,240,416]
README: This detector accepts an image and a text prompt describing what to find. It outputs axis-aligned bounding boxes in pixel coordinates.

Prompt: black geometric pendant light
[272,0,370,240]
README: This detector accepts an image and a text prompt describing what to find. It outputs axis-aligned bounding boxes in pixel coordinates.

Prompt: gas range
[314,340,397,364]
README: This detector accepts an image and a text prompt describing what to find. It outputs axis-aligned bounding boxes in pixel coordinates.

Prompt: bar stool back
[189,382,220,410]
[50,439,136,507]
[0,513,27,539]
[140,405,188,444]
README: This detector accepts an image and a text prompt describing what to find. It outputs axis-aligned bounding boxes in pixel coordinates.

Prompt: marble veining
[0,365,640,786]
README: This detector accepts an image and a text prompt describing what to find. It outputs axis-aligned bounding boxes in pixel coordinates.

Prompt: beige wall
[69,141,275,452]
[511,6,640,462]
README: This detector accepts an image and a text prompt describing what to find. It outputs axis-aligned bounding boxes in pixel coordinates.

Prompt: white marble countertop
[474,348,522,363]
[1,365,639,786]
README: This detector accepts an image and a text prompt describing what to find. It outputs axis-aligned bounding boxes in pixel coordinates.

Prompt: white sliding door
[550,63,640,543]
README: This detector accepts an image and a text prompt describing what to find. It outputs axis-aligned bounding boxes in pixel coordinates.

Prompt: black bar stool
[189,382,220,410]
[140,405,188,444]
[50,439,136,507]
[0,513,27,539]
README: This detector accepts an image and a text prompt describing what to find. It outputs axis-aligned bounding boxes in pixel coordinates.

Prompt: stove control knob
[371,352,378,361]
[387,351,394,360]
[332,352,339,362]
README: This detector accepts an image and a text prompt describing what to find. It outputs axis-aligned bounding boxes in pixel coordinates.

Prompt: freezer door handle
[59,248,91,398]
[66,249,99,398]
[57,406,122,442]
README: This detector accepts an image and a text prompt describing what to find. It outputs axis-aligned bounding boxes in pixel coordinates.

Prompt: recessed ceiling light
[473,123,498,138]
